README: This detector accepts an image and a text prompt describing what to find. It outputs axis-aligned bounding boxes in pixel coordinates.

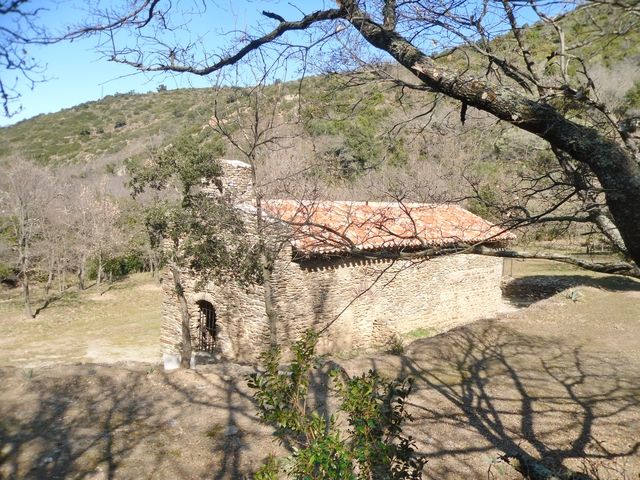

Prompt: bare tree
[69,184,95,291]
[57,0,640,270]
[87,181,125,287]
[35,180,67,298]
[6,1,640,272]
[0,159,55,317]
[0,0,161,116]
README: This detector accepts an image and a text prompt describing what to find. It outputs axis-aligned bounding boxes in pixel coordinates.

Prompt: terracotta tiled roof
[263,200,515,257]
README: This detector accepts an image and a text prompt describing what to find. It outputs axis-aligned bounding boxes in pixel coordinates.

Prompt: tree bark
[22,275,34,319]
[475,246,640,278]
[261,251,277,347]
[77,255,86,291]
[18,232,34,319]
[44,251,55,298]
[590,209,627,254]
[149,254,156,279]
[169,262,192,369]
[57,263,64,293]
[96,254,103,287]
[501,452,592,480]
[254,177,278,347]
[340,0,640,266]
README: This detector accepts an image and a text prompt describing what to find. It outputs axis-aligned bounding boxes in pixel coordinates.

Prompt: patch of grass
[167,448,182,458]
[403,327,433,341]
[204,423,223,439]
[387,335,405,355]
[0,273,162,367]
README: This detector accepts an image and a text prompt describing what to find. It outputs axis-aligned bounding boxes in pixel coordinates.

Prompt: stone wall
[160,159,505,363]
[161,159,270,364]
[269,249,504,355]
[161,267,269,362]
[161,248,503,363]
[218,159,254,203]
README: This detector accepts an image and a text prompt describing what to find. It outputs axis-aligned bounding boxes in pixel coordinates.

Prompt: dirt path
[1,278,639,479]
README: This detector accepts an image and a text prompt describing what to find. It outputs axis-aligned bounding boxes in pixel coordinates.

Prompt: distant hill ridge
[1,2,638,171]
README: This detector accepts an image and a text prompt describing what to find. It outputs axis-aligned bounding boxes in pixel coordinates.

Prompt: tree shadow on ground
[158,359,334,479]
[0,366,175,480]
[0,362,279,480]
[157,363,261,480]
[34,293,62,316]
[502,274,640,307]
[393,321,640,478]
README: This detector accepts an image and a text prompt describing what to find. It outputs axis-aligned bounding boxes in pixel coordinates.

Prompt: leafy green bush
[0,262,15,282]
[103,252,148,278]
[249,331,425,479]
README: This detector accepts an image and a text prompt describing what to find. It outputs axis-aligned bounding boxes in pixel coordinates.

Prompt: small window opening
[197,300,216,352]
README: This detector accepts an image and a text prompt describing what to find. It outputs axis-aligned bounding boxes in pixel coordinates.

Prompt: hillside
[0,88,222,166]
[1,2,638,177]
[0,1,638,248]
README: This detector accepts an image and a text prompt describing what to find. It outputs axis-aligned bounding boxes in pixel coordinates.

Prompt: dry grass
[0,273,161,367]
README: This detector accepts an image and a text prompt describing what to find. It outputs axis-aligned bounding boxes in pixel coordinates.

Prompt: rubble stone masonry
[160,160,504,363]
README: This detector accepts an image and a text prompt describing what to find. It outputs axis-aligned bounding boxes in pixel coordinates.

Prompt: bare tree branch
[475,245,640,278]
[108,8,346,75]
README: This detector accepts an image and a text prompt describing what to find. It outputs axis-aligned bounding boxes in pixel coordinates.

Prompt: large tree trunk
[254,178,278,347]
[169,263,192,369]
[475,246,640,277]
[77,255,86,291]
[22,275,34,319]
[340,0,640,265]
[44,254,55,298]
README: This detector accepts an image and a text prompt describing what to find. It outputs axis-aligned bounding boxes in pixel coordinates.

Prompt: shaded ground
[350,288,640,479]
[1,263,639,479]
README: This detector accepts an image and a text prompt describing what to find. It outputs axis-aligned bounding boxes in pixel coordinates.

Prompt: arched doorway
[196,300,216,352]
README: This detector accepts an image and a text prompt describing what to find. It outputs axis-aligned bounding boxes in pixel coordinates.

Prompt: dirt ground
[1,263,639,479]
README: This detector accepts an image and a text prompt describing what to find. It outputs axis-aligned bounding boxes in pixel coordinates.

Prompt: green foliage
[247,331,425,479]
[403,328,432,341]
[128,127,225,197]
[622,81,640,112]
[254,455,281,480]
[302,81,407,178]
[176,195,262,285]
[102,251,148,278]
[0,2,637,171]
[467,185,500,220]
[0,262,14,281]
[387,335,405,355]
[128,128,261,285]
[0,88,227,166]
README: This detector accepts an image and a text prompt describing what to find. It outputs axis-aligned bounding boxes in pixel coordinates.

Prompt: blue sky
[1,0,562,127]
[1,1,331,127]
